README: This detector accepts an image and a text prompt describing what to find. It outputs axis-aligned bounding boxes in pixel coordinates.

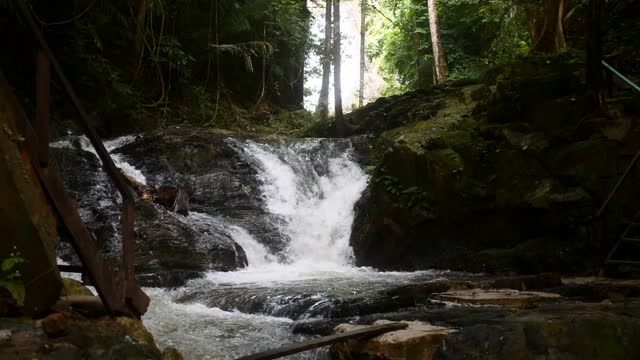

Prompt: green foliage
[0,0,312,132]
[374,168,432,211]
[368,0,531,92]
[0,247,25,306]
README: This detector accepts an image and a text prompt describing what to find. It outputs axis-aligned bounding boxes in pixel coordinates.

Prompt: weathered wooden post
[35,50,50,167]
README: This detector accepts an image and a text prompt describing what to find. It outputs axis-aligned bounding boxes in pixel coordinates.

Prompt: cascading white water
[238,140,369,269]
[51,134,448,359]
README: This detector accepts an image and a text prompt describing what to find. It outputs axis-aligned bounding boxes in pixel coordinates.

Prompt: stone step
[432,289,561,308]
[331,320,456,360]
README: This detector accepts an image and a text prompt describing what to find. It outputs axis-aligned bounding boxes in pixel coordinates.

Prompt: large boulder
[348,54,632,274]
[114,128,287,254]
[134,202,247,287]
[50,129,272,287]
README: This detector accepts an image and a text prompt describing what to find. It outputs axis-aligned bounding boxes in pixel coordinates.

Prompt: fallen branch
[236,322,408,360]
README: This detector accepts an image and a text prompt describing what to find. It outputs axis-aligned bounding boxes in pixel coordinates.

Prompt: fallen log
[235,322,408,360]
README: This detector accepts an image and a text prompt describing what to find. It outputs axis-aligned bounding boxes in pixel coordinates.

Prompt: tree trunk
[531,0,567,53]
[359,0,366,107]
[413,0,422,88]
[526,4,543,46]
[134,0,147,58]
[586,0,604,107]
[427,0,448,84]
[333,0,346,136]
[316,0,332,120]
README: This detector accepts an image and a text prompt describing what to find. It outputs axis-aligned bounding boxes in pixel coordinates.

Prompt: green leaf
[1,257,24,272]
[0,280,25,306]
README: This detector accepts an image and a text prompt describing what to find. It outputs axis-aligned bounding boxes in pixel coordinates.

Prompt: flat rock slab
[332,320,456,360]
[434,288,561,308]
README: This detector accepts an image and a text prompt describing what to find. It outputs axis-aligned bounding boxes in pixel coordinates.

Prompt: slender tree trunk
[413,0,422,88]
[316,0,332,120]
[333,0,346,136]
[526,4,543,46]
[134,0,147,58]
[531,0,567,53]
[359,0,366,107]
[586,0,604,107]
[427,0,448,84]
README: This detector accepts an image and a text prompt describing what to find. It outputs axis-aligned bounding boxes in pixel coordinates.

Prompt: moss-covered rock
[0,314,164,360]
[349,51,640,274]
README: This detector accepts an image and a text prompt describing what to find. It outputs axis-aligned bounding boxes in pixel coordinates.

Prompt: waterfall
[234,139,369,269]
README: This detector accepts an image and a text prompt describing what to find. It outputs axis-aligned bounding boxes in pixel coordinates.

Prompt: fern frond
[209,41,274,72]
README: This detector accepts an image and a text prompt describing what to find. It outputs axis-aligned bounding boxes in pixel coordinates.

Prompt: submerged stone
[434,289,561,308]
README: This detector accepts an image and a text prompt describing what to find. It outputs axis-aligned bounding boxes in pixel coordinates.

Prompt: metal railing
[595,61,640,218]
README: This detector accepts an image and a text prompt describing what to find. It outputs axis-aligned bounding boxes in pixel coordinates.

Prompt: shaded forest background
[0,0,638,137]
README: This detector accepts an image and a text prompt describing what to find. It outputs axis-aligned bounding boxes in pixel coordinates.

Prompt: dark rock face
[349,52,640,274]
[134,202,247,287]
[114,129,287,254]
[51,128,296,287]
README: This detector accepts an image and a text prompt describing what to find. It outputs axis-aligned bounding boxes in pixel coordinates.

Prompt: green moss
[431,148,464,175]
[61,278,93,297]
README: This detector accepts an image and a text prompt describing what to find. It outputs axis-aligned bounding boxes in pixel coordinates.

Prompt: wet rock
[487,273,562,291]
[115,129,287,255]
[331,320,456,360]
[433,289,561,309]
[50,134,255,287]
[460,84,491,105]
[134,202,247,287]
[47,342,82,360]
[40,313,70,338]
[557,277,640,302]
[432,302,640,360]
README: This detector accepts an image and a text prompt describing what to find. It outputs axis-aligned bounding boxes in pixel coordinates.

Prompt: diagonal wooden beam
[236,322,409,360]
[0,69,149,317]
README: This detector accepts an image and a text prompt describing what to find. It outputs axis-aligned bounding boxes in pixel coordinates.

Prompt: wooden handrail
[16,0,135,202]
[13,0,148,317]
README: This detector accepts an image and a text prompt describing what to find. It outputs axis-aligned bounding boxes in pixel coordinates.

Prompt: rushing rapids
[52,133,449,359]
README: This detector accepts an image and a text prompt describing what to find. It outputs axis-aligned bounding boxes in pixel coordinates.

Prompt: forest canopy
[0,0,637,135]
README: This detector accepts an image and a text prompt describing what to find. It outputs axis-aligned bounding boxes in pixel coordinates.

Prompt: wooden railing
[3,0,149,317]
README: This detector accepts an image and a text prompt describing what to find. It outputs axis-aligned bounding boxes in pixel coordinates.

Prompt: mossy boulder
[0,315,163,359]
[487,51,585,126]
[434,305,640,360]
[348,53,629,273]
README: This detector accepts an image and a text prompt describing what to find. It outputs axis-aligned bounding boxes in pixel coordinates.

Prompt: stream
[53,134,452,359]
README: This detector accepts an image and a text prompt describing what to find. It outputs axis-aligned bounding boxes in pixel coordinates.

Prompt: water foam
[50,134,147,184]
[238,139,369,269]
